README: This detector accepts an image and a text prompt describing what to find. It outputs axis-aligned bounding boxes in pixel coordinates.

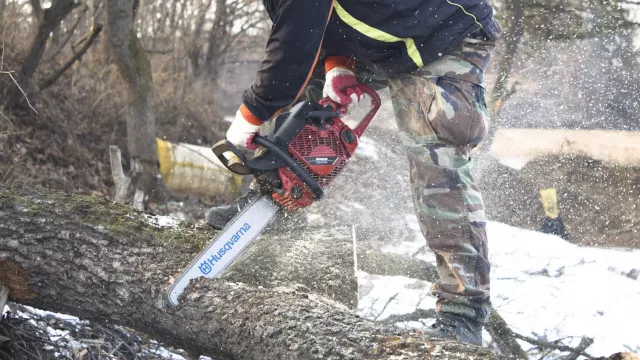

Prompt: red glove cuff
[325,56,356,73]
[239,104,263,126]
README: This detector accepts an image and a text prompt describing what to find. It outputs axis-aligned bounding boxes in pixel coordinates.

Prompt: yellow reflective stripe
[446,0,483,31]
[333,0,424,68]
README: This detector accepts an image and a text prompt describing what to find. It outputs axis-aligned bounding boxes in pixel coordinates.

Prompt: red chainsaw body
[272,88,380,211]
[272,117,355,211]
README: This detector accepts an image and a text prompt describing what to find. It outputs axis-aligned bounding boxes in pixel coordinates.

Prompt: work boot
[205,190,261,230]
[422,312,483,346]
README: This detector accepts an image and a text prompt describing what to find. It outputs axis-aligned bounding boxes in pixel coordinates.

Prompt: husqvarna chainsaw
[166,84,381,306]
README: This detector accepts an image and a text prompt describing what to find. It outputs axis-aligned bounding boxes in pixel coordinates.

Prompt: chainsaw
[166,84,381,306]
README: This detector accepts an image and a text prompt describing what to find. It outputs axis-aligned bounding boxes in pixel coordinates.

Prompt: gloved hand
[322,56,360,106]
[226,105,262,151]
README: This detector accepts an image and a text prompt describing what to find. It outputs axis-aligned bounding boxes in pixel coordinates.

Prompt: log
[0,187,502,359]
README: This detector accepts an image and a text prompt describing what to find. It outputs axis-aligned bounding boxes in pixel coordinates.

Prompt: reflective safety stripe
[446,0,483,32]
[333,0,424,68]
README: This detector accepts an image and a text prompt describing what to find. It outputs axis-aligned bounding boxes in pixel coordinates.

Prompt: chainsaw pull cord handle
[212,137,325,200]
[318,83,382,138]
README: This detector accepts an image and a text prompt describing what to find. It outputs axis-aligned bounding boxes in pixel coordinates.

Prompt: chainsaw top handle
[318,83,381,138]
[212,137,325,200]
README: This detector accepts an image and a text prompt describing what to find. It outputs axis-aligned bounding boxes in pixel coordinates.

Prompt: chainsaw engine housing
[266,101,363,210]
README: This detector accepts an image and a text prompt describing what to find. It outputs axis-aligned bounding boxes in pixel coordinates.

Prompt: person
[206,0,502,346]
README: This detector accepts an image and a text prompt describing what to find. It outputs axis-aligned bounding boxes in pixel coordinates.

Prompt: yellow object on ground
[539,188,559,219]
[156,138,243,196]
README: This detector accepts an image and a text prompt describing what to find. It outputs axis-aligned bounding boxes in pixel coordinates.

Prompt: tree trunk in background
[188,0,214,76]
[20,0,78,79]
[475,0,525,159]
[6,0,78,109]
[0,0,5,30]
[489,0,525,118]
[0,187,504,360]
[106,0,160,209]
[29,0,44,23]
[203,0,228,82]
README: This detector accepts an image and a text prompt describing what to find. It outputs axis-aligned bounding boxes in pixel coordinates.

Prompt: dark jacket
[242,0,501,122]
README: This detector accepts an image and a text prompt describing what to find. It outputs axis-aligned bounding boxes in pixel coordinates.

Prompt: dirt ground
[0,50,229,216]
[478,154,640,249]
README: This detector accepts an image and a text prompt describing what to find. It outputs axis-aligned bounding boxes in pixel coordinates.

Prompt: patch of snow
[355,137,379,160]
[498,156,529,170]
[357,271,433,321]
[17,305,83,323]
[5,304,215,359]
[145,214,181,228]
[357,220,640,358]
[141,340,188,359]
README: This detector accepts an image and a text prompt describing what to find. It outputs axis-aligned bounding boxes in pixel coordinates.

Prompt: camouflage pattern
[299,32,498,323]
[388,33,497,323]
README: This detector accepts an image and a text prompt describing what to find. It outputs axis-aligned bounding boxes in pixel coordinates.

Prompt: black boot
[205,190,261,230]
[423,312,483,346]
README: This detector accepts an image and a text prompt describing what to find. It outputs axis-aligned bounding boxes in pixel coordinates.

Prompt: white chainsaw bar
[166,195,279,306]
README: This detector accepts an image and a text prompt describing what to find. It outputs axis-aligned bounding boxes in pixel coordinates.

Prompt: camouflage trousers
[388,37,495,323]
[301,35,496,323]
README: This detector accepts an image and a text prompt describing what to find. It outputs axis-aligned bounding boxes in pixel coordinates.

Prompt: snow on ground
[357,220,640,358]
[497,156,530,170]
[2,304,213,359]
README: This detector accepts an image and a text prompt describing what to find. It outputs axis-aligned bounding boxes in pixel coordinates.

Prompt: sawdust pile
[478,154,640,248]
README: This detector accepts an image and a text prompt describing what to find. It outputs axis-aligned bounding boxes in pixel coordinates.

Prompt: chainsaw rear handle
[318,83,381,138]
[212,137,325,200]
[211,140,253,175]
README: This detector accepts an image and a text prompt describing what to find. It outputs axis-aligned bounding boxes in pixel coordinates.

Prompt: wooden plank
[490,128,640,167]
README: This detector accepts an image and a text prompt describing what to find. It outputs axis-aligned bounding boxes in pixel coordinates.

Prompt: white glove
[226,107,261,151]
[322,56,360,107]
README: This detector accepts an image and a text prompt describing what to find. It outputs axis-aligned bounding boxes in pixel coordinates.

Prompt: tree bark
[0,0,5,30]
[29,0,44,23]
[106,0,160,209]
[223,222,359,308]
[6,0,79,109]
[21,0,79,80]
[203,0,228,81]
[188,0,214,75]
[0,187,504,360]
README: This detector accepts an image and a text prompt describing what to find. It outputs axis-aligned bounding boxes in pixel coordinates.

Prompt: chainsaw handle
[212,140,253,175]
[318,84,381,138]
[212,137,325,200]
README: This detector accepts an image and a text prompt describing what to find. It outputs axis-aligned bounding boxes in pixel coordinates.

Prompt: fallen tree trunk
[0,187,502,359]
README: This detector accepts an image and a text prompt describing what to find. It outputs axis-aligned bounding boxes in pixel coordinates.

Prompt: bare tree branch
[29,0,43,22]
[39,24,104,90]
[47,5,89,61]
[512,332,595,359]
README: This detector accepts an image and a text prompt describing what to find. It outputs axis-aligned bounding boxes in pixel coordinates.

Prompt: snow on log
[0,187,503,359]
